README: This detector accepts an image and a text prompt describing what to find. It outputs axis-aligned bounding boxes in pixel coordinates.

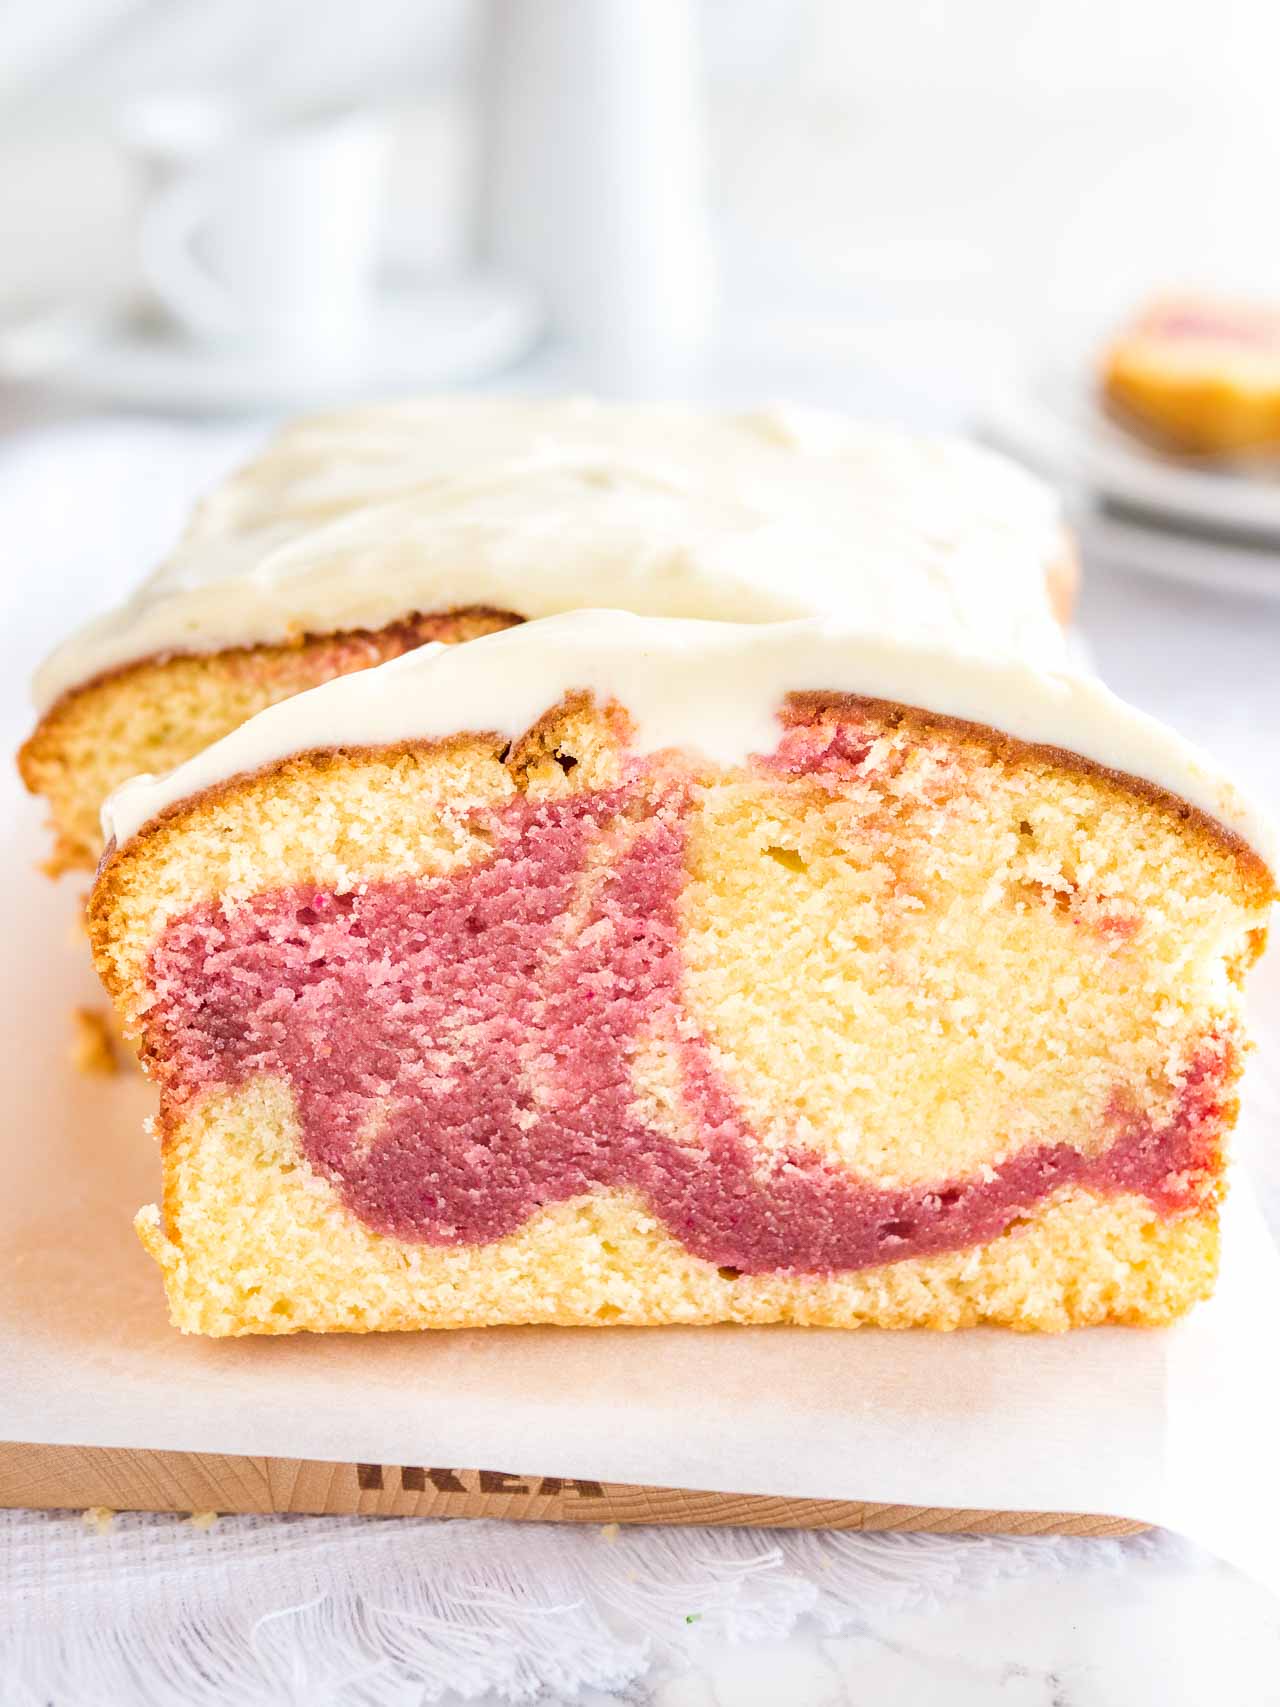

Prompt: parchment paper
[5,764,1279,1594]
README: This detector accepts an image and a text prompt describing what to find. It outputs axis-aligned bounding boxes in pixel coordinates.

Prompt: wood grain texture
[0,1442,1147,1534]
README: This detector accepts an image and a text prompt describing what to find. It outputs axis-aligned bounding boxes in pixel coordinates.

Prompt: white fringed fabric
[3,1508,1171,1705]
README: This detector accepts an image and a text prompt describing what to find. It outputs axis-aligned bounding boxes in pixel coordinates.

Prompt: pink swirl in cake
[147,781,1228,1273]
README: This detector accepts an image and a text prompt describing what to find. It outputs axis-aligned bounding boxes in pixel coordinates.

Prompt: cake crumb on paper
[187,1510,219,1531]
[70,1007,118,1077]
[81,1507,115,1534]
[599,1522,620,1544]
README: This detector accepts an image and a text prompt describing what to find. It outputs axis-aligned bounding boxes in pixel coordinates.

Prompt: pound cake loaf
[89,612,1273,1337]
[1103,296,1280,457]
[21,397,1074,871]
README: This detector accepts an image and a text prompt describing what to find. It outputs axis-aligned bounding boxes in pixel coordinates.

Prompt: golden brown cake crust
[31,605,524,713]
[93,686,1276,941]
[780,692,1276,901]
[18,605,523,873]
[20,529,1078,879]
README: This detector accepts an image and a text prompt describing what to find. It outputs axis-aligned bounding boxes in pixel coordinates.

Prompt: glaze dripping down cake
[89,613,1273,1336]
[21,397,1073,871]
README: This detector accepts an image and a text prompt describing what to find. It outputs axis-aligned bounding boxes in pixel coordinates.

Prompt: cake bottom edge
[136,1106,1221,1336]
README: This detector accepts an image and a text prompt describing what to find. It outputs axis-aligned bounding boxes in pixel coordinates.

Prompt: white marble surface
[618,1548,1280,1707]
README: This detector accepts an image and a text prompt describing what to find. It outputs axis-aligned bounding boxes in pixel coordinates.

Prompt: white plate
[984,368,1280,545]
[0,276,542,414]
[1078,503,1280,603]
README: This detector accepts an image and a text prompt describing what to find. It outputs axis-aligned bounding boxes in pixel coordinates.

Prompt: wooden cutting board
[0,1442,1145,1534]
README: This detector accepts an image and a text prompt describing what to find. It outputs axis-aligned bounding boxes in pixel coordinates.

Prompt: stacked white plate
[983,369,1280,601]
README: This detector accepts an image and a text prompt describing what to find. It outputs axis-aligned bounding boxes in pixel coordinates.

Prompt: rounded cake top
[100,607,1276,874]
[33,397,1067,710]
[1109,296,1280,378]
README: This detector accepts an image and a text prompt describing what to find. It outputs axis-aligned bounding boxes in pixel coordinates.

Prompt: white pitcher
[476,0,715,384]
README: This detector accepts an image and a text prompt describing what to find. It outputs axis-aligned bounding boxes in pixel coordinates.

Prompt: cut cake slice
[89,612,1273,1336]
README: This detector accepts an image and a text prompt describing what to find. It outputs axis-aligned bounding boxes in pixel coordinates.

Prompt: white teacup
[121,99,388,353]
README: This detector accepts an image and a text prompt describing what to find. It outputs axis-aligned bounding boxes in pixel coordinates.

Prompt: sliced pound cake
[21,397,1073,871]
[89,613,1273,1336]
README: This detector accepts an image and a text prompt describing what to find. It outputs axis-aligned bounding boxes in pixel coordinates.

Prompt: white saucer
[0,276,542,413]
[983,368,1280,545]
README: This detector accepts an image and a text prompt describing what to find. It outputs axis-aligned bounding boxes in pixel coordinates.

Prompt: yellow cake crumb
[19,609,518,871]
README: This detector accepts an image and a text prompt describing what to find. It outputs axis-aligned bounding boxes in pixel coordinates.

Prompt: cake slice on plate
[89,612,1273,1336]
[20,398,1073,871]
[1103,295,1280,457]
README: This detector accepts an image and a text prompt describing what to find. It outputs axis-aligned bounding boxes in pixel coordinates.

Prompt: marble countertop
[635,1544,1280,1707]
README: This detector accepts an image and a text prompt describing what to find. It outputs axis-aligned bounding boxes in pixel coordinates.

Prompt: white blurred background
[3,0,1280,420]
[4,0,1280,746]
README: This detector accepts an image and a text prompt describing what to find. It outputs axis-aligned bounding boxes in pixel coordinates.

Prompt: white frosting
[33,398,1069,711]
[103,609,1275,871]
